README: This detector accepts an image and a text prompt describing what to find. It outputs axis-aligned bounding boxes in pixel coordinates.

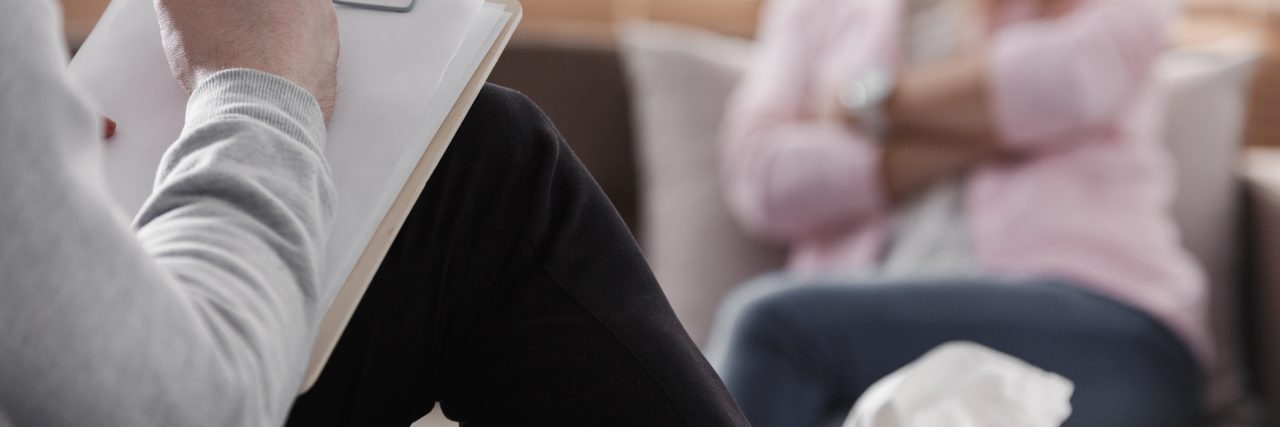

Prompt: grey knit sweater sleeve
[0,0,337,425]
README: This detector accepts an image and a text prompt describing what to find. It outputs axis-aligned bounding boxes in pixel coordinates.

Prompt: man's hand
[154,0,340,121]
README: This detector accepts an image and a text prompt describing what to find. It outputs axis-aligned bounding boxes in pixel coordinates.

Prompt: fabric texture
[879,180,978,278]
[285,85,749,426]
[713,274,1204,427]
[876,0,980,279]
[720,0,1211,364]
[618,23,788,347]
[1158,46,1259,413]
[0,0,336,424]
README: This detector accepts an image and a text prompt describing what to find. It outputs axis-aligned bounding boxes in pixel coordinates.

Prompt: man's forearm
[0,1,337,419]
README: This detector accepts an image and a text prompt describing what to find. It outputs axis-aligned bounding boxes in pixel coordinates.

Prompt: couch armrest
[1241,146,1280,414]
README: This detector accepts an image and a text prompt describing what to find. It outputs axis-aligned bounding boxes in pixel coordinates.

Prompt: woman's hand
[884,52,998,149]
[881,132,1004,203]
[811,88,994,203]
[982,0,1079,18]
[813,71,1001,204]
[1035,0,1079,17]
[154,0,340,121]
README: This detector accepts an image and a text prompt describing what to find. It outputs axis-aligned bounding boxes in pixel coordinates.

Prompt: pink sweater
[721,0,1210,365]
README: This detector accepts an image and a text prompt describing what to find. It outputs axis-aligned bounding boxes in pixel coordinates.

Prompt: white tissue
[844,341,1074,427]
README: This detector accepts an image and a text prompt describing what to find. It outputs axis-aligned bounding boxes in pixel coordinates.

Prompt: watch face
[840,68,893,111]
[840,80,873,110]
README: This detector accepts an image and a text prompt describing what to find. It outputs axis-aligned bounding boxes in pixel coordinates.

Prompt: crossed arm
[887,0,1167,151]
[721,0,1169,242]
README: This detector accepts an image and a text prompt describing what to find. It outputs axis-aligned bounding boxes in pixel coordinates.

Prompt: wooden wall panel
[638,0,761,37]
[513,0,761,41]
[521,0,618,24]
[1245,13,1280,147]
[59,0,109,48]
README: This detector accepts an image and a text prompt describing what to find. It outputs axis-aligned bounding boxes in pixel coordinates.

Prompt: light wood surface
[59,0,109,49]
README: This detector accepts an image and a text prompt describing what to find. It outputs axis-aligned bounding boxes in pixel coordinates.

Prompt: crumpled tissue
[843,341,1074,427]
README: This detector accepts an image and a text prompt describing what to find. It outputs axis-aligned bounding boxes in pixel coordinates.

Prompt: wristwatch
[837,66,896,140]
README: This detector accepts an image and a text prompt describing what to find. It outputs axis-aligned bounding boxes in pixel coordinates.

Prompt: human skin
[819,0,1080,202]
[154,0,341,121]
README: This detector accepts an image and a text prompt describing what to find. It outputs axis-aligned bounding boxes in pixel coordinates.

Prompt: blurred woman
[712,0,1208,425]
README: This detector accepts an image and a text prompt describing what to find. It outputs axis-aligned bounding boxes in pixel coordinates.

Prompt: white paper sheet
[67,0,494,303]
[422,4,511,130]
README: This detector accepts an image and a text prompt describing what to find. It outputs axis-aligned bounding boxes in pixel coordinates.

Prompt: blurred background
[54,0,1280,425]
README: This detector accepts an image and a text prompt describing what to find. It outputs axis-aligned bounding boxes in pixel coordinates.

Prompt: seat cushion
[619,22,786,346]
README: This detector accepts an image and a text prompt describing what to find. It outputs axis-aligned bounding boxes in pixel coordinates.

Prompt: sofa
[479,22,1280,426]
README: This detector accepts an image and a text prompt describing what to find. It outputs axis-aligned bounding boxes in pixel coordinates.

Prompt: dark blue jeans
[710,275,1205,427]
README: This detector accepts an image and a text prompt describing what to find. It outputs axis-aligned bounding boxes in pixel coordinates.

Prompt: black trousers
[285,85,747,426]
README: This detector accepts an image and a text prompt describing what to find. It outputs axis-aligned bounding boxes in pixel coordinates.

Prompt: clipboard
[67,0,523,395]
[300,0,523,392]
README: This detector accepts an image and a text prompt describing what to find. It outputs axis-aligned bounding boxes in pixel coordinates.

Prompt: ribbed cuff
[185,69,327,153]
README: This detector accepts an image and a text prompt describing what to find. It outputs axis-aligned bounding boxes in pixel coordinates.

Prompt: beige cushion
[1243,147,1280,422]
[619,22,785,346]
[1161,42,1258,301]
[1157,41,1260,419]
